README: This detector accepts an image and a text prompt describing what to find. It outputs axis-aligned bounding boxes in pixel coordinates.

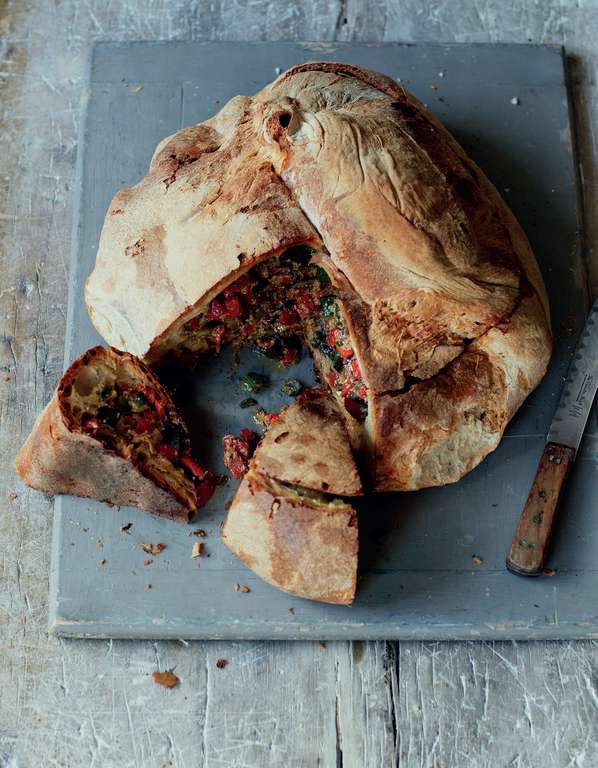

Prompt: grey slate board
[50,41,596,641]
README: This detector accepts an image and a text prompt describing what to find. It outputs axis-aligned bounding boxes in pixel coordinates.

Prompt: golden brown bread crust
[86,61,552,491]
[221,470,358,605]
[253,388,363,496]
[15,347,196,521]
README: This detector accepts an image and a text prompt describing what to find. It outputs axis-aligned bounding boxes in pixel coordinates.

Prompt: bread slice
[252,388,363,496]
[16,346,214,521]
[221,469,358,605]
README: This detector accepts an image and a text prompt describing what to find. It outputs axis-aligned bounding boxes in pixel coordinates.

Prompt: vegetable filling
[178,248,368,421]
[78,379,215,507]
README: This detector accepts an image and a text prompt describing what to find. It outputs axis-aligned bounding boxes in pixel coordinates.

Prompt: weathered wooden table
[2,2,597,766]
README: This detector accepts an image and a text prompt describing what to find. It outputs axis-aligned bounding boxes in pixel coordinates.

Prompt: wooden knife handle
[506,442,576,577]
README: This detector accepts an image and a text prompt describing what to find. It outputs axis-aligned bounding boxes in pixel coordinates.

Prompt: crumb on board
[430,84,438,90]
[472,554,483,565]
[121,522,133,533]
[320,642,326,649]
[152,670,179,688]
[8,492,18,501]
[141,543,166,557]
[144,559,153,566]
[543,568,557,577]
[510,96,520,105]
[80,527,88,533]
[99,559,107,566]
[96,538,104,548]
[145,583,152,589]
[192,542,204,558]
[234,582,240,591]
[241,585,250,594]
[131,85,144,93]
[216,659,228,669]
[288,607,295,614]
[274,66,281,75]
[191,529,207,537]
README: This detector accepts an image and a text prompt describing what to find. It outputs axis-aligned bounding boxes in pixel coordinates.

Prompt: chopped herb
[281,379,303,397]
[240,372,269,393]
[315,266,331,283]
[240,397,258,408]
[538,489,546,498]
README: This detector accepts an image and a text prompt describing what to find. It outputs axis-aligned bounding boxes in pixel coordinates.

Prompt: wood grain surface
[1,1,598,766]
[507,443,577,576]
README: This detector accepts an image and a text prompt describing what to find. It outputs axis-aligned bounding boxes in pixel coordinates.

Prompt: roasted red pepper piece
[83,417,99,430]
[295,292,316,319]
[207,298,225,320]
[351,359,362,379]
[344,395,365,421]
[135,412,156,434]
[224,274,253,298]
[278,308,299,327]
[224,295,244,318]
[341,380,354,398]
[240,429,259,443]
[338,346,354,359]
[181,455,207,480]
[196,476,215,506]
[326,327,341,348]
[141,387,166,420]
[158,443,178,461]
[280,347,299,366]
[185,315,202,331]
[326,371,338,389]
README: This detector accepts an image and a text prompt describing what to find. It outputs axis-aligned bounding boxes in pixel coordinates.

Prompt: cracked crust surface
[85,61,552,491]
[252,387,363,496]
[221,469,358,605]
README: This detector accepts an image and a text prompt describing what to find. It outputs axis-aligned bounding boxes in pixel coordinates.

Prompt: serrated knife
[506,299,598,576]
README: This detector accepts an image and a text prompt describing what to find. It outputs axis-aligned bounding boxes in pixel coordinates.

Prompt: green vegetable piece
[129,392,147,411]
[320,294,337,317]
[315,266,331,284]
[281,379,303,397]
[240,398,258,408]
[240,372,269,394]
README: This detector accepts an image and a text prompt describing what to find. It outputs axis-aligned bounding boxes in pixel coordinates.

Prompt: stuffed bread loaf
[85,61,552,492]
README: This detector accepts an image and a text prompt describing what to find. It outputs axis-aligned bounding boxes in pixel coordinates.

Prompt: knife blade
[506,299,598,576]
